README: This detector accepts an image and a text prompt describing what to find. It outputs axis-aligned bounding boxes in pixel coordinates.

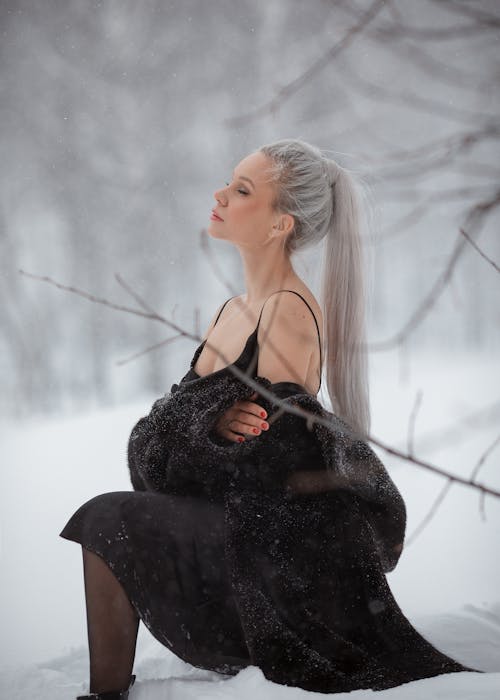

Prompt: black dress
[59,293,278,674]
[59,292,479,690]
[59,295,260,676]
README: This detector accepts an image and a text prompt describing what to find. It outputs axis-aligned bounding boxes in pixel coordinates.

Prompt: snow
[0,349,499,698]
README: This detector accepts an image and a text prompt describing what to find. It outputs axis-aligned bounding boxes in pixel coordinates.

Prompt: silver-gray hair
[259,138,370,439]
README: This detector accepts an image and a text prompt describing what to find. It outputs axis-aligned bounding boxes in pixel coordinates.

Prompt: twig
[368,190,500,351]
[341,57,497,128]
[358,123,500,170]
[369,431,499,498]
[459,227,500,274]
[472,433,500,521]
[404,431,500,544]
[116,336,182,366]
[19,266,500,501]
[372,10,499,40]
[405,478,453,547]
[382,184,497,200]
[428,0,500,30]
[114,272,164,316]
[407,389,423,458]
[18,269,169,324]
[224,0,387,127]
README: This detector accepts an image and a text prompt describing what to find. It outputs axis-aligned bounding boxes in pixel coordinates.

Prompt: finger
[218,425,257,442]
[228,419,264,437]
[235,409,269,432]
[220,429,246,443]
[215,418,245,442]
[239,401,268,419]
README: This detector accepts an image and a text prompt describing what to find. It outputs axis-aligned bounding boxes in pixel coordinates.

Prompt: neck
[237,243,296,306]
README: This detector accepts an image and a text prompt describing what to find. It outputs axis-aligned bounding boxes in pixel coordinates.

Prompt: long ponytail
[259,139,370,439]
[321,161,370,439]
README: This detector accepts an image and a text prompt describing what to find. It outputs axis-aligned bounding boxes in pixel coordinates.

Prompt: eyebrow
[232,171,255,189]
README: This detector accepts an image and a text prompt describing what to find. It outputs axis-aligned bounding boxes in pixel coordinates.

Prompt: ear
[272,212,295,239]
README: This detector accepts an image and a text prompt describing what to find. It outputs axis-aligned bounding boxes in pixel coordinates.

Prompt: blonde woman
[60,139,480,698]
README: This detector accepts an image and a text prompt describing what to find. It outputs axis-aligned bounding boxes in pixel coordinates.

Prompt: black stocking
[82,547,140,694]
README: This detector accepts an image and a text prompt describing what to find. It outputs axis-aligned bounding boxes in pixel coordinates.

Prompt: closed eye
[225,181,249,195]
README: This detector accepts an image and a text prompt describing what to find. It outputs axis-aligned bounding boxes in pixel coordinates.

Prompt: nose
[214,184,228,204]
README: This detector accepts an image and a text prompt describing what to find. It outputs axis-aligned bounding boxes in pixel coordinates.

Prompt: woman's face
[208,150,280,248]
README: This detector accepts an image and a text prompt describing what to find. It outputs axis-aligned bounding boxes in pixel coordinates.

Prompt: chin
[207,227,222,238]
[207,223,228,239]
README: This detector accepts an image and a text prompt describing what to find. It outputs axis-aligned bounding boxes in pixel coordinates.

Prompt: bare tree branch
[428,0,500,30]
[405,478,453,547]
[407,389,423,458]
[354,0,500,40]
[223,0,387,127]
[18,257,323,400]
[367,190,500,351]
[459,226,500,275]
[375,32,497,94]
[116,336,180,367]
[415,399,500,456]
[405,430,500,545]
[472,432,500,522]
[341,58,496,128]
[471,432,500,484]
[18,269,170,325]
[114,272,164,317]
[367,182,500,247]
[18,265,500,502]
[382,184,497,201]
[358,124,500,174]
[369,432,499,499]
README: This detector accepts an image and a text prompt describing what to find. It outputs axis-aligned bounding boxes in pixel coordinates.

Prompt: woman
[60,139,480,698]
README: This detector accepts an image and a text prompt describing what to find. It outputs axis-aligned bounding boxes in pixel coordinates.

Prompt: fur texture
[127,372,406,573]
[126,372,476,692]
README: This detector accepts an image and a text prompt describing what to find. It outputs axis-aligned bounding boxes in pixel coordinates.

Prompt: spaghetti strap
[213,296,237,328]
[189,291,322,390]
[256,289,322,391]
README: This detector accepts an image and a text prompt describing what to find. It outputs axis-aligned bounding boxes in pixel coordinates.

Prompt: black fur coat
[127,372,477,693]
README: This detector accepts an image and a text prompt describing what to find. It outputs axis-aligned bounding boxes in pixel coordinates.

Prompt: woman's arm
[127,396,174,492]
[126,376,299,498]
[126,388,244,500]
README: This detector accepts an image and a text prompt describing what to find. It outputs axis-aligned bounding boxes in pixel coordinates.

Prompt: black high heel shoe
[76,673,136,699]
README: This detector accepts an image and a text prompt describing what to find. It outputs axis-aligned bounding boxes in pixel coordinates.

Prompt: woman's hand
[213,391,269,443]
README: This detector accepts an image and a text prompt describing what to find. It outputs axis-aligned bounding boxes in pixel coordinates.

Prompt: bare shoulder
[259,287,323,336]
[256,287,323,386]
[201,295,244,341]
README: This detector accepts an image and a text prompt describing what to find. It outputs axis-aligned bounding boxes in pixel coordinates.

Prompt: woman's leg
[82,546,140,693]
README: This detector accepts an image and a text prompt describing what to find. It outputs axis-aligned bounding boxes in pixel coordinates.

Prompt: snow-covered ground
[1,349,499,699]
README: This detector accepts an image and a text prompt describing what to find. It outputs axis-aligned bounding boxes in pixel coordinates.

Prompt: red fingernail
[237,436,244,443]
[260,411,266,418]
